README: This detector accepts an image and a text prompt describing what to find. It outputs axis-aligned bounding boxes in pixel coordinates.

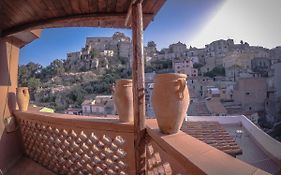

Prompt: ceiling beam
[1,13,128,37]
[1,12,153,38]
[125,0,144,27]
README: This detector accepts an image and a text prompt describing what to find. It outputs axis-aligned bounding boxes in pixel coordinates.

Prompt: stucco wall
[0,40,23,173]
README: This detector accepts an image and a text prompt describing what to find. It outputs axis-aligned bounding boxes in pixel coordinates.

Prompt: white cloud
[189,0,281,48]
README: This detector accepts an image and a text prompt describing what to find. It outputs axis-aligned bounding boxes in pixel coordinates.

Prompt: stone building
[206,97,227,116]
[270,46,281,64]
[67,51,82,61]
[185,47,206,64]
[82,95,116,115]
[205,39,234,55]
[251,57,271,76]
[84,32,131,58]
[86,37,112,52]
[265,63,281,124]
[205,39,235,66]
[157,48,175,60]
[173,57,198,77]
[118,42,131,58]
[169,41,187,57]
[223,50,253,70]
[188,76,215,97]
[233,78,267,112]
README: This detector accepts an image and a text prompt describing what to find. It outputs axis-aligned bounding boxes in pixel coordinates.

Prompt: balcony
[0,0,280,174]
[0,109,275,175]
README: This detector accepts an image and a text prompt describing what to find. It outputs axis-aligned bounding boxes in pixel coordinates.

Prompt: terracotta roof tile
[181,121,242,156]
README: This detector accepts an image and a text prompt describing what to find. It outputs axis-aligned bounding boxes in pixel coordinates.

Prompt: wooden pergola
[0,0,165,174]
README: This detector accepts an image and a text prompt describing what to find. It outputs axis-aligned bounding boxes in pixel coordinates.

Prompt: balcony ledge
[9,110,272,175]
[146,120,271,175]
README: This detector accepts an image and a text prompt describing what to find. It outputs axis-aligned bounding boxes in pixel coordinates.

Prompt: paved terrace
[225,124,280,174]
[186,116,281,174]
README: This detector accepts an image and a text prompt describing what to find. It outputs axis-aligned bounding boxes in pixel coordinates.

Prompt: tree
[90,50,99,58]
[27,77,41,100]
[204,66,225,78]
[147,41,156,48]
[193,63,203,69]
[18,62,43,100]
[49,59,65,75]
[18,62,43,86]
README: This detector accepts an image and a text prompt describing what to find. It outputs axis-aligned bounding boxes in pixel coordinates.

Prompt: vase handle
[177,79,186,99]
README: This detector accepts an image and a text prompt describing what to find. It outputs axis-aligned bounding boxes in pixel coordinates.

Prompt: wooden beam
[124,3,133,27]
[1,12,153,38]
[132,1,146,174]
[1,13,128,38]
[125,0,149,27]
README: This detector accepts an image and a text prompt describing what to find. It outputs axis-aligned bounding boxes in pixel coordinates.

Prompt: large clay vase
[114,79,134,122]
[152,73,189,134]
[16,87,30,112]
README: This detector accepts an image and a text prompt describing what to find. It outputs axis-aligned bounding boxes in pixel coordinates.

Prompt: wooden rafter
[125,0,145,27]
[0,12,153,38]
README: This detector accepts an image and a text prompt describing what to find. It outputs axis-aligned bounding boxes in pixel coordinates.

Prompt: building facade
[233,78,267,112]
[82,95,116,115]
[173,58,198,77]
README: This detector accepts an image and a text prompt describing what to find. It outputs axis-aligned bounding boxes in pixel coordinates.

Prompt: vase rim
[17,87,28,89]
[116,79,132,83]
[155,73,187,79]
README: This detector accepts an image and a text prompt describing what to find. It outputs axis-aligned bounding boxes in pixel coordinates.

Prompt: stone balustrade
[14,111,271,175]
[14,111,135,175]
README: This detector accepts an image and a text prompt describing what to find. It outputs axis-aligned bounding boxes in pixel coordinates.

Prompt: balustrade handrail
[14,110,134,133]
[14,110,136,175]
[145,119,271,175]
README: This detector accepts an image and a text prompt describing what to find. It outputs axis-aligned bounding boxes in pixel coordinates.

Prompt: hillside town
[144,39,281,131]
[4,0,281,173]
[19,32,281,133]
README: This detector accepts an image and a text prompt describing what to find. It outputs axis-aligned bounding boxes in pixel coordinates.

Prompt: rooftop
[186,115,281,174]
[225,124,280,174]
[181,121,242,156]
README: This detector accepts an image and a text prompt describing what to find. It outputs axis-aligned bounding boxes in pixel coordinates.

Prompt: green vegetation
[90,50,99,58]
[193,62,203,69]
[145,60,173,73]
[18,62,42,100]
[18,55,131,112]
[204,66,225,78]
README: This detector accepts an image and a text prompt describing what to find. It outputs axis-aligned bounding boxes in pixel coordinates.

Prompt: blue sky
[19,0,281,66]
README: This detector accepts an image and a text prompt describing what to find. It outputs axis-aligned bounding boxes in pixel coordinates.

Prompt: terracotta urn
[16,87,30,112]
[152,73,189,134]
[114,79,134,122]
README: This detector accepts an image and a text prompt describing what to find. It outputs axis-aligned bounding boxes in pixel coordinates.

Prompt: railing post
[132,1,146,174]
